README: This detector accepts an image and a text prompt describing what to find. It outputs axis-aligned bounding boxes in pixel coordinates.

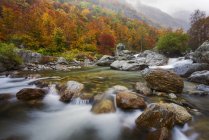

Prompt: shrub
[0,43,22,69]
[156,31,189,56]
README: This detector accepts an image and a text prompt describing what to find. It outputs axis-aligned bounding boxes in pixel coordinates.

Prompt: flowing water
[0,66,207,140]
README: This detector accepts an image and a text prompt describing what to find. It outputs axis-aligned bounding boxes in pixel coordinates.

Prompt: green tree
[156,30,189,56]
[52,27,67,52]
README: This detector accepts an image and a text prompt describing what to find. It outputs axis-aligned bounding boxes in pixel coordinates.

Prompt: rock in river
[188,70,209,85]
[135,82,152,95]
[58,81,84,103]
[96,55,115,66]
[173,63,209,77]
[91,99,116,114]
[110,60,148,71]
[116,92,146,109]
[135,103,192,129]
[16,88,47,101]
[145,69,184,94]
[192,41,209,63]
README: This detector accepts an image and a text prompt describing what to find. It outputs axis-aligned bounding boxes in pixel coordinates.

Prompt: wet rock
[110,60,148,71]
[145,69,184,94]
[136,103,192,129]
[59,81,84,103]
[96,55,115,66]
[16,88,47,101]
[147,127,170,140]
[91,99,116,114]
[116,92,146,109]
[188,70,209,85]
[173,63,209,77]
[192,41,209,63]
[135,103,175,129]
[135,82,152,95]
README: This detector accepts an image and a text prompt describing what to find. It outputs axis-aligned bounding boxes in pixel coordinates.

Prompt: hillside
[0,0,160,58]
[134,3,189,30]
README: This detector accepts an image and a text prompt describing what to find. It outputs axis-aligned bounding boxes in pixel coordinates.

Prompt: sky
[126,0,209,15]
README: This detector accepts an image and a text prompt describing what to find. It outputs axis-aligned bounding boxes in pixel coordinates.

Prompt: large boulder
[96,55,115,66]
[135,103,191,129]
[173,63,209,77]
[135,103,175,129]
[192,41,209,63]
[136,50,168,66]
[188,70,209,85]
[145,69,184,94]
[58,81,84,103]
[91,99,116,114]
[110,60,148,71]
[116,92,146,109]
[16,88,47,101]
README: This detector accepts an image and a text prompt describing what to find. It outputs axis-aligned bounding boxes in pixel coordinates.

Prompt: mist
[126,0,209,18]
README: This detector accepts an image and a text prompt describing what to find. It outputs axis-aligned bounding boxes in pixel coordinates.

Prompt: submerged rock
[188,70,209,85]
[145,69,184,94]
[96,55,115,66]
[16,88,47,101]
[192,41,209,63]
[91,99,116,114]
[110,60,148,71]
[58,81,84,103]
[0,94,13,101]
[135,82,152,95]
[116,92,146,109]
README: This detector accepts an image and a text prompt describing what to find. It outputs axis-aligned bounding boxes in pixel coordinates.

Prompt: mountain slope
[135,3,189,30]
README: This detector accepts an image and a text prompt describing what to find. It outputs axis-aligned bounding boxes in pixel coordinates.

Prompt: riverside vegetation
[0,0,209,140]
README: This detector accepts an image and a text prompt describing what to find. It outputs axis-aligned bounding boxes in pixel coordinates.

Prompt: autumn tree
[188,10,209,50]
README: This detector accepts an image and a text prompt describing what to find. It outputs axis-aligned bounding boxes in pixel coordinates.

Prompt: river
[0,66,208,140]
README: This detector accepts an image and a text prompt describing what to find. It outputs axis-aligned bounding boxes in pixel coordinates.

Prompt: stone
[56,57,68,65]
[135,82,152,95]
[145,69,184,94]
[135,103,175,129]
[188,70,209,85]
[168,93,177,99]
[91,99,116,114]
[116,92,146,109]
[96,55,115,66]
[110,60,148,71]
[16,88,47,101]
[135,103,192,129]
[112,85,129,93]
[192,41,209,63]
[136,50,168,66]
[196,84,209,92]
[173,63,209,77]
[58,81,84,103]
